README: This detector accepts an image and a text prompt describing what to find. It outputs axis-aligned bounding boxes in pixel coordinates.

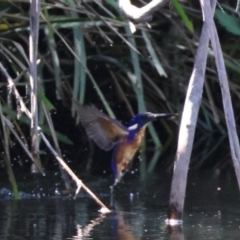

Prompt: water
[0,169,240,239]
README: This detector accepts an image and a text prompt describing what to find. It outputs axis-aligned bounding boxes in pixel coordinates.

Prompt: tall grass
[0,0,239,196]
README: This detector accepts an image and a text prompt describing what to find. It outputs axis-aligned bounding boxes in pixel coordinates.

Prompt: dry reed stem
[40,130,111,213]
[167,0,216,223]
[200,0,240,187]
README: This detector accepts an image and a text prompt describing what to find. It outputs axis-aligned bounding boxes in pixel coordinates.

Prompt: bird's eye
[143,114,151,120]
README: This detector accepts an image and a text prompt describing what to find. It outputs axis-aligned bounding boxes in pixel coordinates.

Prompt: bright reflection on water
[0,169,240,240]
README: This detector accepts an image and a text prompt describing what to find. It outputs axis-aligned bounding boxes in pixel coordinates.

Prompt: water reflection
[72,213,106,239]
[0,170,240,239]
[167,225,184,240]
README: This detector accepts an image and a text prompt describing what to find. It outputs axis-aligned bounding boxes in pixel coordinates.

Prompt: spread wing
[73,100,128,151]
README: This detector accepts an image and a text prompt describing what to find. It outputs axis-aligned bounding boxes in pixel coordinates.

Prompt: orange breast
[114,126,146,180]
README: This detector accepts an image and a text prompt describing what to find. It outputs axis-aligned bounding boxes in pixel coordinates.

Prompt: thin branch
[200,0,240,188]
[0,63,31,118]
[40,130,111,213]
[29,0,40,154]
[167,0,216,223]
[3,116,44,174]
[0,105,19,199]
[0,62,43,174]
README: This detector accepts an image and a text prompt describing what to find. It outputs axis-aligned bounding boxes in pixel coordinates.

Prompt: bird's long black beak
[150,113,178,121]
[154,113,178,118]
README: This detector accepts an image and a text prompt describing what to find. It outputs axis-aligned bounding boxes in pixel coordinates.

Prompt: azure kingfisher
[73,100,176,186]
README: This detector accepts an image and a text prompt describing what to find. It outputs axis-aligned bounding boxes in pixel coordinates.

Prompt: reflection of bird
[73,100,177,185]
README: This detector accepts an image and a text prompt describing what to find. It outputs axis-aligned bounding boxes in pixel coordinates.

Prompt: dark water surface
[0,170,240,240]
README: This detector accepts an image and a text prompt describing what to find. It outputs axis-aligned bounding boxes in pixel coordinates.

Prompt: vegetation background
[0,0,239,197]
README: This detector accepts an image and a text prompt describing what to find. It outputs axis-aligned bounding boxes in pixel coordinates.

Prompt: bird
[73,100,177,186]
